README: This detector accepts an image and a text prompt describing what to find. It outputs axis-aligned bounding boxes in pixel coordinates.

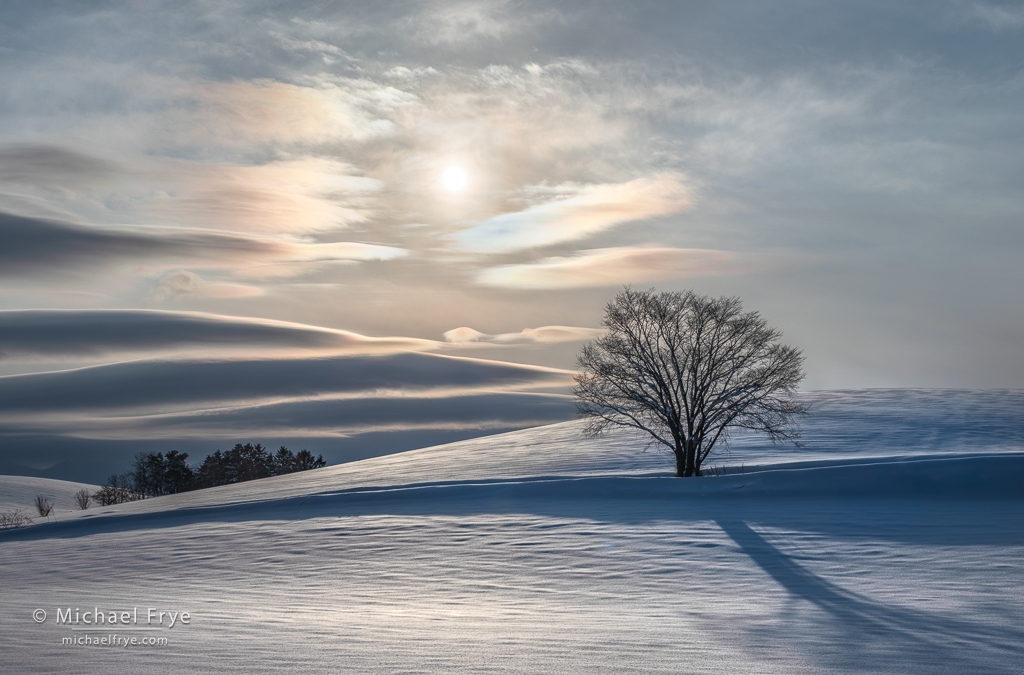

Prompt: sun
[442,165,467,192]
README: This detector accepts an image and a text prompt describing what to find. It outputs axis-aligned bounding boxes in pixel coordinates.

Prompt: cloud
[399,1,563,46]
[0,350,574,441]
[0,310,436,361]
[156,158,384,234]
[443,325,603,344]
[268,31,354,60]
[0,352,570,416]
[0,144,117,187]
[0,210,407,278]
[164,78,411,152]
[384,66,440,80]
[7,392,574,439]
[0,310,582,442]
[0,211,238,276]
[966,3,1024,31]
[151,271,263,301]
[0,0,1022,406]
[476,246,738,289]
[452,175,690,253]
[287,241,406,263]
[442,327,489,343]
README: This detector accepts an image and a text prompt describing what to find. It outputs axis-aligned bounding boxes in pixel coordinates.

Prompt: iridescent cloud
[477,246,737,289]
[452,175,690,253]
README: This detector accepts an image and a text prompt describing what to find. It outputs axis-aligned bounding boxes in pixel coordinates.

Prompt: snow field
[1,389,1022,674]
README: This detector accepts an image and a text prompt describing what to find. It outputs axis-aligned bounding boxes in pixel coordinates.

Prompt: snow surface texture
[1,389,1022,674]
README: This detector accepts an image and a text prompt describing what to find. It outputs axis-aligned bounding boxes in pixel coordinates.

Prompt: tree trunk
[672,431,687,477]
[684,439,698,477]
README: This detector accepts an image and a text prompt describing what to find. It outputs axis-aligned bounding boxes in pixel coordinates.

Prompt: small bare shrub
[0,509,33,530]
[34,495,54,517]
[74,488,91,510]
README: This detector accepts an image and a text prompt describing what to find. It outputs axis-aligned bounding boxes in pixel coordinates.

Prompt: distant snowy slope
[761,388,1024,456]
[41,388,1024,520]
[0,475,98,515]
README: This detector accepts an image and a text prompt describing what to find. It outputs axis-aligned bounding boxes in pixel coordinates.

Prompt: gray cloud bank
[1,391,573,439]
[0,309,433,360]
[0,144,117,186]
[0,353,570,415]
[0,211,272,277]
[0,309,602,364]
[0,211,406,280]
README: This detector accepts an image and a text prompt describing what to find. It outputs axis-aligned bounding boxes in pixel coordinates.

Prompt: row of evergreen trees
[94,444,326,504]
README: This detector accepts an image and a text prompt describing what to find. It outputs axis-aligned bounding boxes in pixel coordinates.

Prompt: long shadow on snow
[718,519,1024,674]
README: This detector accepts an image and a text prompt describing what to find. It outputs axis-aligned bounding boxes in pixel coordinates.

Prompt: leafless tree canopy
[74,488,91,510]
[574,288,806,477]
[91,474,145,506]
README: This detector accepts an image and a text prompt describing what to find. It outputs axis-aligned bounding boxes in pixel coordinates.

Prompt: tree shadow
[4,469,1023,548]
[717,519,1024,674]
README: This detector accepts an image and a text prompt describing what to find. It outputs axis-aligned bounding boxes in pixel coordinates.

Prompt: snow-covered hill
[1,389,1022,674]
[0,475,99,517]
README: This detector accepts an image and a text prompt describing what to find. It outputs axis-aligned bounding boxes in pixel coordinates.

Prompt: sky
[1,0,1023,481]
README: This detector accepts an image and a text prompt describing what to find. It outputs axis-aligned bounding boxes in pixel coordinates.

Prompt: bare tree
[92,474,145,506]
[74,488,92,510]
[574,288,806,477]
[34,495,54,517]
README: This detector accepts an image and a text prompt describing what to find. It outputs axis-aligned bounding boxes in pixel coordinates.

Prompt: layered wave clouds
[0,353,573,436]
[0,310,579,478]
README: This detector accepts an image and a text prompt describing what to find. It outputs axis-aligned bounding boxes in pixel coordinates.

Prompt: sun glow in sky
[442,165,468,193]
